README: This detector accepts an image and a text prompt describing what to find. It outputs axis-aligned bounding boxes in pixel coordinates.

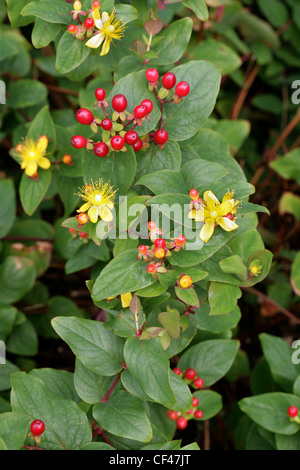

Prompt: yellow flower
[14,136,50,177]
[85,9,125,56]
[76,180,116,224]
[188,190,239,243]
[107,292,132,308]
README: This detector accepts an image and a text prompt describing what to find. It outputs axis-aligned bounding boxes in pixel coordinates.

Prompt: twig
[230,64,260,120]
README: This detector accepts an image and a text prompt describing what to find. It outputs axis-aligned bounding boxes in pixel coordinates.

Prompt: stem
[101,103,108,118]
[146,32,153,52]
[230,63,260,120]
[270,109,300,156]
[204,420,210,450]
[23,445,44,450]
[101,372,121,402]
[242,286,300,325]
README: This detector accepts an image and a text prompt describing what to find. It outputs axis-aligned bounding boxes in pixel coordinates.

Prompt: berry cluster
[166,367,205,430]
[71,69,190,158]
[137,221,187,276]
[68,1,99,38]
[68,227,89,241]
[71,88,153,157]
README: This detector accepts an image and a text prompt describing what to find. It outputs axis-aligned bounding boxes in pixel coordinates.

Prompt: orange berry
[179,275,192,289]
[62,154,72,165]
[77,213,89,225]
[189,189,199,201]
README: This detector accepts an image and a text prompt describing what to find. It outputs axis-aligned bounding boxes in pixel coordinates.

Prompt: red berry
[154,238,166,249]
[166,410,178,421]
[192,397,199,407]
[190,188,199,201]
[71,135,87,149]
[68,24,77,34]
[154,129,168,146]
[288,406,299,418]
[76,108,94,125]
[147,264,157,274]
[225,213,234,220]
[95,88,106,101]
[173,367,181,376]
[101,118,113,130]
[84,18,94,29]
[148,221,157,231]
[68,228,76,234]
[132,139,143,151]
[124,130,139,145]
[194,410,203,419]
[186,409,194,415]
[162,72,176,90]
[111,135,125,151]
[111,94,127,112]
[176,417,188,430]
[30,420,45,436]
[77,213,89,225]
[175,81,190,97]
[193,377,204,389]
[79,231,88,239]
[134,105,147,119]
[94,142,109,157]
[184,368,197,381]
[146,68,159,83]
[138,245,148,254]
[175,235,186,247]
[141,99,153,114]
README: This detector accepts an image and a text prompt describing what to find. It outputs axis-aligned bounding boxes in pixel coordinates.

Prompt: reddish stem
[102,373,121,402]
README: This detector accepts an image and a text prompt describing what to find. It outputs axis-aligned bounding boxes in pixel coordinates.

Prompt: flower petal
[100,36,111,56]
[218,217,239,232]
[36,135,48,154]
[38,156,51,170]
[203,190,220,205]
[218,199,235,216]
[85,32,105,49]
[78,202,91,213]
[25,161,38,177]
[93,9,101,20]
[88,205,99,223]
[101,12,109,23]
[199,222,214,243]
[121,292,132,308]
[99,204,113,222]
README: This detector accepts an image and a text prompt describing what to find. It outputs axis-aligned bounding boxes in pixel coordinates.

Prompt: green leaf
[252,94,282,115]
[194,302,241,334]
[180,159,228,189]
[0,257,37,304]
[229,229,264,262]
[276,431,300,450]
[30,368,80,402]
[124,336,176,407]
[269,149,300,185]
[7,79,48,109]
[0,33,18,61]
[0,306,18,340]
[93,390,153,442]
[158,309,181,339]
[191,38,241,75]
[279,192,300,222]
[11,372,92,450]
[51,316,125,376]
[19,169,52,216]
[21,0,72,24]
[237,202,270,215]
[27,105,56,154]
[32,18,63,48]
[135,140,181,181]
[238,11,280,47]
[6,314,38,356]
[92,250,156,302]
[260,333,300,393]
[219,255,248,281]
[209,119,251,154]
[136,170,187,195]
[178,339,239,386]
[7,0,35,27]
[80,442,116,450]
[239,393,300,435]
[105,308,146,338]
[56,31,90,74]
[82,146,136,195]
[183,0,208,21]
[115,4,138,24]
[0,360,19,392]
[0,413,30,450]
[244,249,273,287]
[163,61,221,141]
[193,390,223,420]
[291,252,300,295]
[74,358,121,404]
[168,371,193,412]
[257,0,289,28]
[175,286,200,308]
[208,282,242,315]
[150,18,193,65]
[0,179,16,238]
